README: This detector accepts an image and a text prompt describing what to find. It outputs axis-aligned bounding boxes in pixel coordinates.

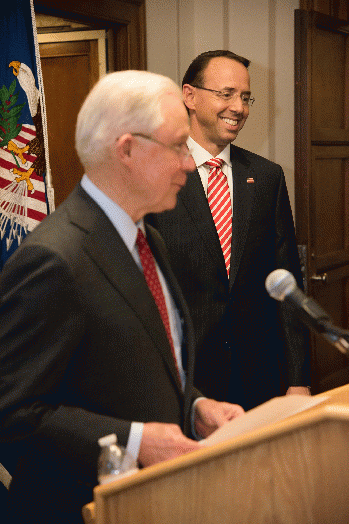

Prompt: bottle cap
[98,433,117,447]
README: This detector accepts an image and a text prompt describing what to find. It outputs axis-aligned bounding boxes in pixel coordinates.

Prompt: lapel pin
[247,177,255,183]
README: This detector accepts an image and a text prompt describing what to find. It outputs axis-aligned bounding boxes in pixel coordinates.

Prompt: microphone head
[265,269,297,301]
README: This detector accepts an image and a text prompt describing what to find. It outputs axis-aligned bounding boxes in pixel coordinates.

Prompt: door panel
[295,10,349,393]
[311,26,348,133]
[39,39,100,207]
[310,147,349,270]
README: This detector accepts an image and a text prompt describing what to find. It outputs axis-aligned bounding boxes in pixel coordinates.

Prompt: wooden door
[295,10,349,393]
[39,37,101,207]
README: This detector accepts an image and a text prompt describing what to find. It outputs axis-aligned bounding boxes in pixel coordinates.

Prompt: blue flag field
[0,0,52,269]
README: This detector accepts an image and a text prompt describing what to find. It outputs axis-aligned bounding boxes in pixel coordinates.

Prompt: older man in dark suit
[0,70,244,524]
[148,50,311,411]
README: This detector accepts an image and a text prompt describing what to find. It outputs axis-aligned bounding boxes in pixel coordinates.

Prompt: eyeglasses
[191,85,255,106]
[131,133,193,160]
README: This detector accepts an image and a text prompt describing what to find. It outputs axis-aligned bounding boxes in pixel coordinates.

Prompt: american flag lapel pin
[247,177,255,183]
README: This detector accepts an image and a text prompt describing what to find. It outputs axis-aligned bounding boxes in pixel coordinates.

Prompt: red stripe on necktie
[136,228,181,383]
[206,158,232,275]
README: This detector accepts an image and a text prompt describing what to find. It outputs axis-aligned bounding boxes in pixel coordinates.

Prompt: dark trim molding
[34,0,147,71]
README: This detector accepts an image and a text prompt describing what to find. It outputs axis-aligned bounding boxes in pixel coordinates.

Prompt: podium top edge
[93,401,349,498]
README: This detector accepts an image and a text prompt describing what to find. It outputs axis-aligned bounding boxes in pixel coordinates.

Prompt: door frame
[34,0,147,71]
[38,30,107,78]
[294,9,349,392]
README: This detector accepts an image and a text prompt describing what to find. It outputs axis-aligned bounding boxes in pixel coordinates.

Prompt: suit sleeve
[0,245,131,482]
[274,170,311,387]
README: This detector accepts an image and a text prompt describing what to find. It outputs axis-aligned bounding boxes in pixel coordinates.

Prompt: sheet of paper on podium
[201,395,328,447]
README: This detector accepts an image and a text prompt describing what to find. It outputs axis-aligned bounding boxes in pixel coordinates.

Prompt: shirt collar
[187,136,232,169]
[80,174,144,253]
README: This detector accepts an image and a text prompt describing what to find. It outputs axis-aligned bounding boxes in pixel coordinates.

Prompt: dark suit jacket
[148,144,310,411]
[0,184,198,524]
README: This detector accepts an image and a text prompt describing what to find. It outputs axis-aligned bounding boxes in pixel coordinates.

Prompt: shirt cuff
[126,421,144,462]
[191,396,206,441]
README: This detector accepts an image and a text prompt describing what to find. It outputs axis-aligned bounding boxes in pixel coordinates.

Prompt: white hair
[75,70,182,170]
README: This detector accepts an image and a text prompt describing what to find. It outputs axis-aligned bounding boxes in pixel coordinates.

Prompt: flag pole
[29,0,55,213]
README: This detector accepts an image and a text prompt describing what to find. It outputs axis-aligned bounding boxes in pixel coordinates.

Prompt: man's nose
[183,154,196,172]
[228,93,245,113]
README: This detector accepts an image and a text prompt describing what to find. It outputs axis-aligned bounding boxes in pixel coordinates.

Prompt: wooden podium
[83,385,349,524]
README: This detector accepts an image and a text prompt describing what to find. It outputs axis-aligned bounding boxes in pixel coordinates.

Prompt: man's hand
[138,422,200,467]
[286,386,311,396]
[194,398,245,439]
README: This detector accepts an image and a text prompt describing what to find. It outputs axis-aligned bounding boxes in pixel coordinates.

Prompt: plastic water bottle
[97,433,138,484]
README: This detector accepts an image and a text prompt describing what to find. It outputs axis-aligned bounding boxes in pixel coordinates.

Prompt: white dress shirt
[187,136,234,215]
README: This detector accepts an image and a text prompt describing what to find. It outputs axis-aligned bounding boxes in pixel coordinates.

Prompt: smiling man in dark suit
[148,50,311,412]
[0,70,244,524]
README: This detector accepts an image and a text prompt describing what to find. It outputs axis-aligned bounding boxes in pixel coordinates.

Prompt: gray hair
[75,70,182,170]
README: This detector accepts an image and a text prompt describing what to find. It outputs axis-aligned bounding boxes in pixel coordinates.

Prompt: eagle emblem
[0,61,48,250]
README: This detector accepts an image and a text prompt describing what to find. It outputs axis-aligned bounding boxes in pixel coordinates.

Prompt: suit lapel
[229,144,256,289]
[146,225,191,391]
[178,171,227,277]
[147,224,195,430]
[67,185,183,393]
[179,148,256,289]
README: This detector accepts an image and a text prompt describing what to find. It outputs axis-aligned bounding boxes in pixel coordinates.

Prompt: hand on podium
[138,401,244,468]
[138,422,201,467]
[194,398,245,439]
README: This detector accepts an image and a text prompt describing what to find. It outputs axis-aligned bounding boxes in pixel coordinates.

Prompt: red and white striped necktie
[206,158,232,275]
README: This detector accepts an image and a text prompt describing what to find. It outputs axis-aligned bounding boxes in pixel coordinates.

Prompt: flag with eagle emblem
[0,0,53,269]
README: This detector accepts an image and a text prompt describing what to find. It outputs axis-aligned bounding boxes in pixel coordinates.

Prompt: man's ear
[113,133,134,165]
[183,84,196,112]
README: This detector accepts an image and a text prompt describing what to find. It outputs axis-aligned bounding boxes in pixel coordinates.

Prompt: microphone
[265,269,349,356]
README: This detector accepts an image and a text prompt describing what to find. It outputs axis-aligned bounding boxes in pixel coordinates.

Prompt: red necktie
[206,158,232,275]
[136,228,181,382]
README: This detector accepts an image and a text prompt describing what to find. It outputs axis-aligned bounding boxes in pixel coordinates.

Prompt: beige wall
[145,0,300,213]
